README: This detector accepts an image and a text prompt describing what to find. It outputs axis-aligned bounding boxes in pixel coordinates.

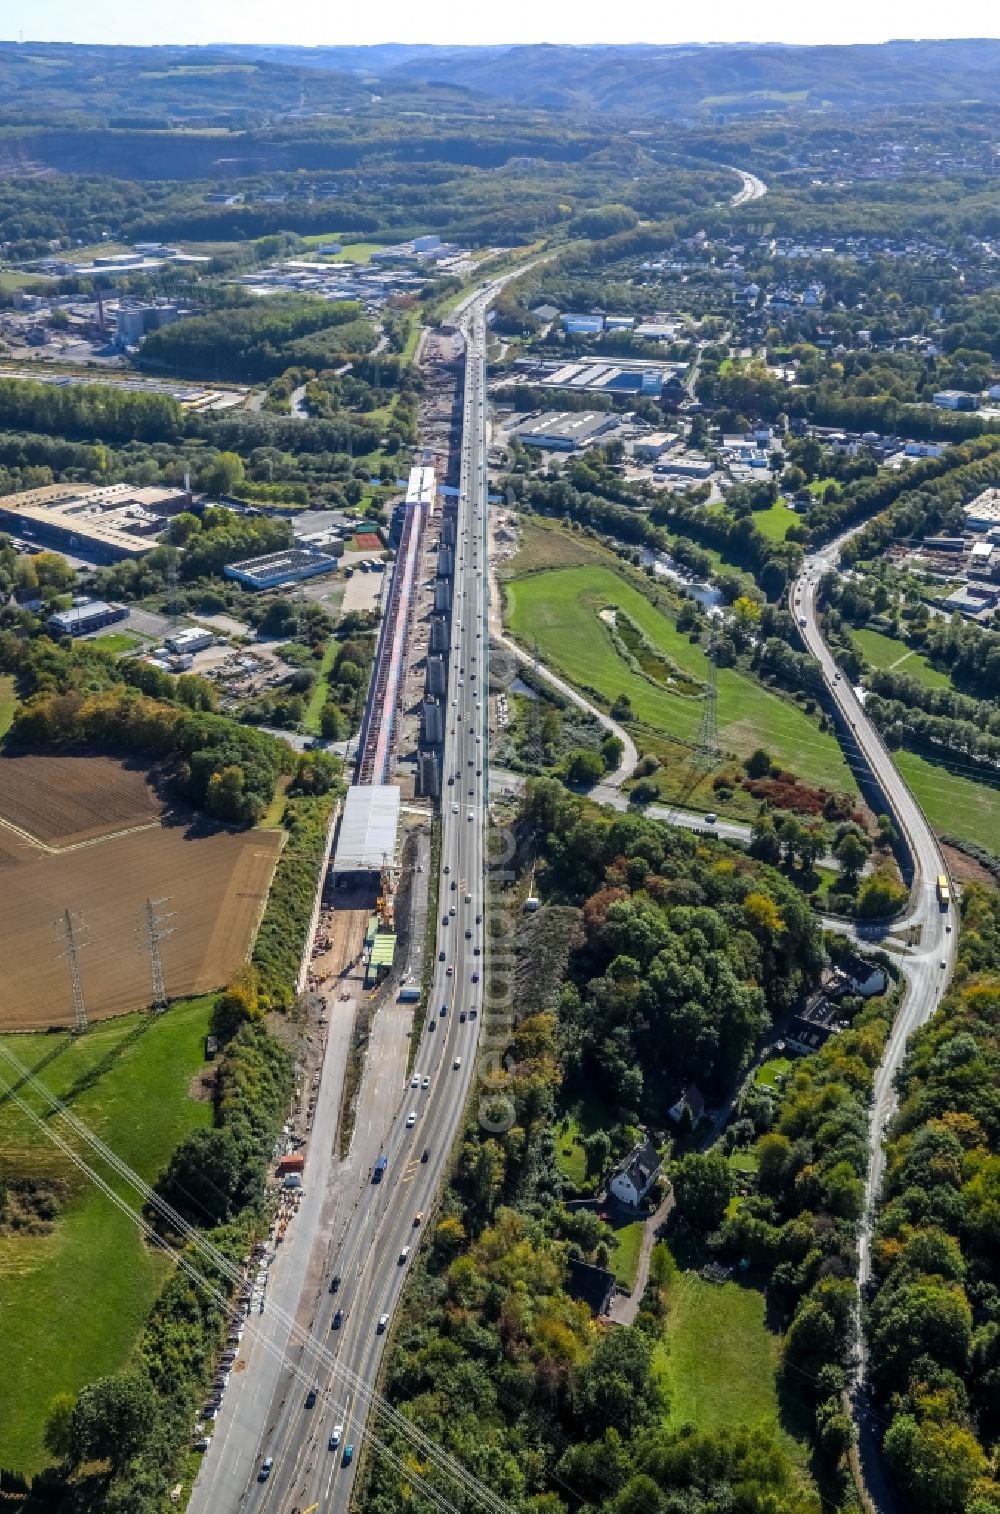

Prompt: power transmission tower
[56,909,89,1035]
[141,898,174,1013]
[694,636,719,767]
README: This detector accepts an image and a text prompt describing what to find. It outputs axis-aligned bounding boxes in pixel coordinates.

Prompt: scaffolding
[357,481,432,784]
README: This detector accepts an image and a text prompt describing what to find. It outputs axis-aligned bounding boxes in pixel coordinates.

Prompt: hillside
[3,39,1000,127]
[376,38,1000,118]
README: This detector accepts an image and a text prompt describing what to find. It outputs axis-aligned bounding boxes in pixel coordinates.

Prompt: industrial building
[332,785,401,881]
[632,433,677,460]
[0,483,192,562]
[164,627,213,655]
[510,411,620,451]
[504,356,677,397]
[223,547,338,591]
[653,452,713,479]
[933,390,978,411]
[965,490,1000,532]
[116,302,183,348]
[48,600,128,638]
[562,313,605,335]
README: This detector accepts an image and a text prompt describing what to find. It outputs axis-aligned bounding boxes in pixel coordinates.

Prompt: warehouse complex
[510,410,620,450]
[0,483,192,562]
[223,546,339,590]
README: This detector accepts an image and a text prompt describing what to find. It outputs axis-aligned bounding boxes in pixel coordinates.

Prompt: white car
[410,1074,420,1087]
[405,1111,417,1128]
[330,1424,343,1447]
[452,803,459,813]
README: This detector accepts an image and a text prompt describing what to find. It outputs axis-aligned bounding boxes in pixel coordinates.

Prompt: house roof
[668,1083,706,1122]
[566,1257,616,1316]
[615,1138,661,1194]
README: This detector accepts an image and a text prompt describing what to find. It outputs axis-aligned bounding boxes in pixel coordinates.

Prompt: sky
[4,0,1000,48]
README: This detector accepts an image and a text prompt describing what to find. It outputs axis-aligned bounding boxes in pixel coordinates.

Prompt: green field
[0,997,216,1472]
[755,1055,793,1089]
[611,1219,645,1289]
[84,632,142,656]
[747,497,804,543]
[506,563,855,792]
[895,750,1000,852]
[0,672,16,738]
[711,497,802,544]
[51,240,132,263]
[300,234,385,263]
[0,269,54,291]
[851,627,953,690]
[401,319,422,363]
[654,1244,791,1442]
[303,635,341,735]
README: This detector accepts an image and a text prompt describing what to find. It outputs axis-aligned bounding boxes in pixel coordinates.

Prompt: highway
[728,166,768,204]
[199,290,498,1514]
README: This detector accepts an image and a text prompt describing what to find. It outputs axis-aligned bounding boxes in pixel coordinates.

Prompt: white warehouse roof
[333,785,400,873]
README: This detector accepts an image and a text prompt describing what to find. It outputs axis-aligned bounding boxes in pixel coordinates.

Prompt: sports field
[0,753,284,1029]
[505,562,855,792]
[0,997,215,1472]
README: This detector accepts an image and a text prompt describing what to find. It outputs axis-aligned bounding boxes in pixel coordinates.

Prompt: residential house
[667,1083,706,1127]
[609,1138,661,1208]
[566,1257,616,1316]
[830,953,888,999]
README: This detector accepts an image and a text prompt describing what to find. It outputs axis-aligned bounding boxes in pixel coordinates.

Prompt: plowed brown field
[0,755,284,1030]
[0,752,162,848]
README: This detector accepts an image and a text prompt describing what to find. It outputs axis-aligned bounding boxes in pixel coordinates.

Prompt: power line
[0,1068,464,1514]
[0,1044,518,1514]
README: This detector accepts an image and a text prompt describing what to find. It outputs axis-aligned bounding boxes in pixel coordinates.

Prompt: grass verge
[894,749,1000,852]
[0,672,16,739]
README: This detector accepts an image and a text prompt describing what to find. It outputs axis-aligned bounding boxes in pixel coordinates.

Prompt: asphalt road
[203,290,499,1514]
[792,540,957,1514]
[728,167,768,204]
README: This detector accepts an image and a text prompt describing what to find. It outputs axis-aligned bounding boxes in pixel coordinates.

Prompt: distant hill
[367,39,1000,118]
[2,38,999,127]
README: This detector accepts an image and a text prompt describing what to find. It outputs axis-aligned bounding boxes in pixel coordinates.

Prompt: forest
[362,781,900,1514]
[0,629,316,824]
[868,884,1000,1514]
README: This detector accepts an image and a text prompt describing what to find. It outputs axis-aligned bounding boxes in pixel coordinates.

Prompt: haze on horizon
[5,0,999,50]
